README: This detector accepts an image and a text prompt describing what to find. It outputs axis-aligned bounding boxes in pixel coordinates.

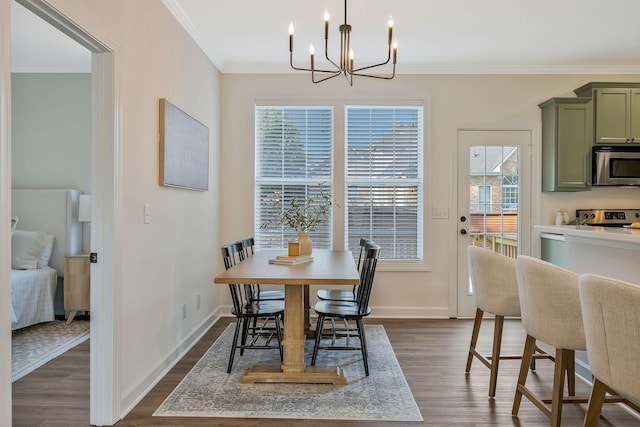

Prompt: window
[502,175,518,211]
[254,106,333,249]
[478,184,492,213]
[254,103,426,266]
[345,106,423,261]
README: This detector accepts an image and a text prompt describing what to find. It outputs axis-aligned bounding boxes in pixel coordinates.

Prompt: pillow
[37,233,56,268]
[11,229,55,269]
[10,216,18,238]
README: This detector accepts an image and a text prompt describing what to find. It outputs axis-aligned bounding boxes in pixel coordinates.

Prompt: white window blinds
[345,106,423,261]
[255,106,333,249]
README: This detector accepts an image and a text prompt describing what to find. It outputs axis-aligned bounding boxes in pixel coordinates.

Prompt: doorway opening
[11,0,118,424]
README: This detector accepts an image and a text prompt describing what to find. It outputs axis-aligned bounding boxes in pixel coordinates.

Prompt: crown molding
[221,62,640,75]
[161,0,221,69]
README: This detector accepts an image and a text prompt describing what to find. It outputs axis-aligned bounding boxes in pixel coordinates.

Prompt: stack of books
[269,254,313,265]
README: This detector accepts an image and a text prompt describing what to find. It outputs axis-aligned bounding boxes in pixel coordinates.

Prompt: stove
[576,209,640,227]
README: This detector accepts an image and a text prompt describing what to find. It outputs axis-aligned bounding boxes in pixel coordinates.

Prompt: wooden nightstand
[64,255,90,324]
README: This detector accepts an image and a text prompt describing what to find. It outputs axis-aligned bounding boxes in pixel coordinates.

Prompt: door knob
[460,216,467,222]
[460,229,467,235]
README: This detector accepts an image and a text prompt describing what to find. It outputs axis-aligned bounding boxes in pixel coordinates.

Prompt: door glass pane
[467,145,519,259]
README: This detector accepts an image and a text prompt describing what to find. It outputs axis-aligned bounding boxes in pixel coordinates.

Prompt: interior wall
[30,0,221,419]
[11,73,91,193]
[220,73,640,318]
[1,0,12,423]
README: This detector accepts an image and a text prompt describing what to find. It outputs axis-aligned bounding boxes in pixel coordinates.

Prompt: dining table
[214,248,360,384]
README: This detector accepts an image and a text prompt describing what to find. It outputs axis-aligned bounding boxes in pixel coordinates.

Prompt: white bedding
[11,267,57,331]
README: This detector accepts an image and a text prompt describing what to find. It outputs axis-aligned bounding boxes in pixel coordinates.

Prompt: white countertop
[534,224,640,246]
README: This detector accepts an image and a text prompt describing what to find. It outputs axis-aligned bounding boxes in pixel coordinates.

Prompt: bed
[10,189,82,330]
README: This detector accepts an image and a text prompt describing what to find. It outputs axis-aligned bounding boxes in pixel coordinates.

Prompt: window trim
[344,104,425,266]
[254,98,432,272]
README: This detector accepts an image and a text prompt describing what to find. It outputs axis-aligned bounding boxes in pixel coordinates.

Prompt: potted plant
[263,183,334,255]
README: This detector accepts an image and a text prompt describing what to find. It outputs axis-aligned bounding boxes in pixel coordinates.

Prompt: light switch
[144,203,151,224]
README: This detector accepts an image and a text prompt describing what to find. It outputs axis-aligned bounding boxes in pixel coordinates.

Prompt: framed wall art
[159,98,210,191]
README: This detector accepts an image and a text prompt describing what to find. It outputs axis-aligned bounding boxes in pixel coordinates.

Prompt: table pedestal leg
[304,284,315,337]
[240,284,346,384]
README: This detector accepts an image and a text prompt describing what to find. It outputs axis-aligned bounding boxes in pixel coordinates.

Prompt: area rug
[154,324,423,422]
[12,320,90,382]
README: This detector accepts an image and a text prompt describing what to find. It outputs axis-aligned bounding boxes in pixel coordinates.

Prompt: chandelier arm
[350,45,392,73]
[290,53,341,74]
[350,72,395,80]
[350,64,396,80]
[323,38,341,71]
[312,71,343,84]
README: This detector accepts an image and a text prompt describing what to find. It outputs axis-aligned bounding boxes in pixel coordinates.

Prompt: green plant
[264,183,334,233]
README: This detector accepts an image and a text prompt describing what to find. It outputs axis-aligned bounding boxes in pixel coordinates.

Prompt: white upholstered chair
[513,255,590,426]
[465,246,550,397]
[579,274,640,426]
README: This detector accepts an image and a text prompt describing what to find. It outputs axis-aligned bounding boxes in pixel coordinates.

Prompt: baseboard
[217,304,450,319]
[119,306,224,418]
[369,306,450,318]
[575,350,591,381]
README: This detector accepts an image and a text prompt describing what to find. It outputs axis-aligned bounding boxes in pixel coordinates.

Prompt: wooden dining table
[214,249,360,384]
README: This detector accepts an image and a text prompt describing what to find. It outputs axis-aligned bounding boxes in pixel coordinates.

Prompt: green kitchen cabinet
[539,97,593,192]
[574,82,640,144]
[540,233,566,268]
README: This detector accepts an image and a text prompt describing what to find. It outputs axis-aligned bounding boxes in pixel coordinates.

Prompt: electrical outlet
[196,294,201,310]
[182,303,187,320]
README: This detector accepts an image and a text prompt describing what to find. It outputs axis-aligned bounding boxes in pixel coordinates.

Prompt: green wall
[11,73,91,193]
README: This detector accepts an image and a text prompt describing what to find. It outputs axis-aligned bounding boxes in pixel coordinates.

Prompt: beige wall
[17,0,221,420]
[220,73,640,318]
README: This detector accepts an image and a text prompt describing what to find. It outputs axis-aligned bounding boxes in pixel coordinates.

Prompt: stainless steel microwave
[593,146,640,186]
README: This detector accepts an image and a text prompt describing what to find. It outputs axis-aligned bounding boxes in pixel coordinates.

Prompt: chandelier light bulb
[349,49,354,60]
[309,44,315,55]
[289,22,295,35]
[388,16,394,28]
[324,9,330,22]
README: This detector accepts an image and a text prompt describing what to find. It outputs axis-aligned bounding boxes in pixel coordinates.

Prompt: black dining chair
[237,237,285,302]
[316,237,374,302]
[221,242,284,373]
[311,243,381,376]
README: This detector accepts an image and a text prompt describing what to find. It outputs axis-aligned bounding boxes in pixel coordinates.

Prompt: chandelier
[288,0,397,85]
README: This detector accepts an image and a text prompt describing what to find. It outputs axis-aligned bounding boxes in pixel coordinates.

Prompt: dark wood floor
[12,318,640,426]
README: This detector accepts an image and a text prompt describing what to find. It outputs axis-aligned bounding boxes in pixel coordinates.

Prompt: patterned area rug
[12,320,90,382]
[154,324,423,421]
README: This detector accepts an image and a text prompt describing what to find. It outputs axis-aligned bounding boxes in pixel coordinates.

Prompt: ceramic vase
[297,232,312,255]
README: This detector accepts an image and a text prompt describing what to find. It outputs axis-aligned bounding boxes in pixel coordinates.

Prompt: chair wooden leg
[512,334,536,416]
[530,347,536,371]
[227,319,242,374]
[489,315,504,398]
[466,308,484,373]
[550,348,568,427]
[356,318,369,376]
[311,315,325,366]
[583,378,607,427]
[566,349,576,396]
